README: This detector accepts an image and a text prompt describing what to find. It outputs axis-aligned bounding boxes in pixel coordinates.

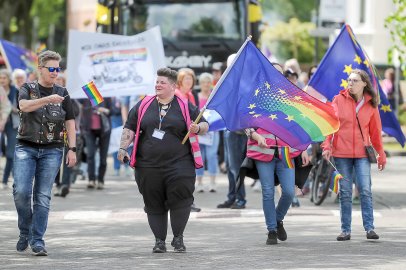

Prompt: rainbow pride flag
[82,81,104,106]
[206,40,339,150]
[280,146,294,168]
[330,170,343,194]
[89,48,147,65]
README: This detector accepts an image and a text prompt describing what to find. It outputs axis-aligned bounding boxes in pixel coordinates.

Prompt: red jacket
[321,90,386,165]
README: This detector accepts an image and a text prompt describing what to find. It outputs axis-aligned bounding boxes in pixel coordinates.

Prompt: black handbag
[356,115,377,163]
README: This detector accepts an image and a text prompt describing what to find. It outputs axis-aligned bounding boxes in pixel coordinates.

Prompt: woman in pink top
[196,73,219,192]
[175,68,198,107]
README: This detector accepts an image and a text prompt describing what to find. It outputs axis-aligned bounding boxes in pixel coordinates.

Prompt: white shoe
[209,183,216,192]
[196,184,204,193]
[252,181,262,192]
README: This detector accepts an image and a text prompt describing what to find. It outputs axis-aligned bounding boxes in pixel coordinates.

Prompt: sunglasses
[347,78,361,83]
[41,66,62,73]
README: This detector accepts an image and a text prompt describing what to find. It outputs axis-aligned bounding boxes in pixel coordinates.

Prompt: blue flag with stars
[307,25,405,147]
[205,40,339,151]
[0,39,37,72]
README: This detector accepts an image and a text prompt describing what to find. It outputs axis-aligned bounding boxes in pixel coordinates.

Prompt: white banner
[66,26,166,99]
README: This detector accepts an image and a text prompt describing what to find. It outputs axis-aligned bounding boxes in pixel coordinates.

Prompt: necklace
[157,98,174,130]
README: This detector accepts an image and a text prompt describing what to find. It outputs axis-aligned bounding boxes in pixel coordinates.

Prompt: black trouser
[84,129,111,183]
[136,165,195,240]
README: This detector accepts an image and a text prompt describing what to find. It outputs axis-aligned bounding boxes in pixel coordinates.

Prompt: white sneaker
[209,183,216,193]
[252,181,262,192]
[196,184,204,193]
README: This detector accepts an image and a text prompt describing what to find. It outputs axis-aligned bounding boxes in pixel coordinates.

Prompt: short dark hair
[157,68,178,84]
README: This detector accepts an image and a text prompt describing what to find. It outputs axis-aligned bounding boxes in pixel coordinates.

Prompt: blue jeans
[224,131,247,203]
[196,132,220,176]
[255,159,295,231]
[13,144,63,248]
[335,157,374,233]
[111,115,123,171]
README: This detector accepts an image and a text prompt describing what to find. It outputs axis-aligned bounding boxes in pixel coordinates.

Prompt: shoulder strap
[355,115,366,146]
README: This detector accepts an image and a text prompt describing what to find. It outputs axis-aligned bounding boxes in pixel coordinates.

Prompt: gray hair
[0,69,11,83]
[198,72,213,84]
[38,50,61,67]
[12,68,27,81]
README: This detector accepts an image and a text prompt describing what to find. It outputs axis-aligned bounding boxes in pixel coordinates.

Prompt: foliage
[261,18,318,64]
[261,0,316,22]
[384,0,406,77]
[30,0,65,39]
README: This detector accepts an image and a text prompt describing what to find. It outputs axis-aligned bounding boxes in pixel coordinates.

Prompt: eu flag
[0,39,37,72]
[206,40,339,151]
[307,25,405,147]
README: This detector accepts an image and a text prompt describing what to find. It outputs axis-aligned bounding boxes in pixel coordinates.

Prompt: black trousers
[84,129,111,182]
[135,165,196,214]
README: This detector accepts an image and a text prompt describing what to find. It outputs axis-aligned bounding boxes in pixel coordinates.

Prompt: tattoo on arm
[120,128,135,149]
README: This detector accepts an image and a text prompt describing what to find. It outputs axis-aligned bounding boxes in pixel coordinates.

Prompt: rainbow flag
[330,170,343,194]
[280,146,294,168]
[82,81,104,106]
[206,40,339,150]
[89,48,147,65]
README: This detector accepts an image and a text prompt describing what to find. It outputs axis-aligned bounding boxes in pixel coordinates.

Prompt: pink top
[175,89,196,106]
[198,97,208,109]
[91,113,101,130]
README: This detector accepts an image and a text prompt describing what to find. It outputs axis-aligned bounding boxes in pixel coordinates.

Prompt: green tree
[30,0,66,53]
[0,0,34,47]
[261,0,316,21]
[261,18,318,64]
[385,0,406,77]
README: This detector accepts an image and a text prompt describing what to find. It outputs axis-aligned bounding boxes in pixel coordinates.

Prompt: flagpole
[205,35,252,106]
[181,35,252,145]
[182,35,252,144]
[327,158,338,171]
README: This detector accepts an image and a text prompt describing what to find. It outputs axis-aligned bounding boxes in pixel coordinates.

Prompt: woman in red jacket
[322,69,386,241]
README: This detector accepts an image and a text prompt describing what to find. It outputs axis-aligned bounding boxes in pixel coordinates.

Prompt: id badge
[152,128,165,140]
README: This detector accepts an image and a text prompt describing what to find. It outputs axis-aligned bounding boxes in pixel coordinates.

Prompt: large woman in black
[118,68,209,253]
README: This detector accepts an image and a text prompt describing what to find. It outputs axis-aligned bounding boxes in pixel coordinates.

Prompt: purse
[356,115,377,163]
[100,112,111,133]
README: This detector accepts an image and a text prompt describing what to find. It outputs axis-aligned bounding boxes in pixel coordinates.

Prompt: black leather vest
[17,82,67,144]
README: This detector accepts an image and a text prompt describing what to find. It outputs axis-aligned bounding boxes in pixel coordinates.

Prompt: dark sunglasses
[41,66,62,73]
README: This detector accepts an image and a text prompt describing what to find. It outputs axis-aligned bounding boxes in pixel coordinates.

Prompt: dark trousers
[84,129,111,183]
[54,146,72,188]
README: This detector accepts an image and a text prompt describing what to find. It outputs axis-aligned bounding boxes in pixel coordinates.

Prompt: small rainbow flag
[280,146,294,168]
[82,81,104,106]
[330,170,343,194]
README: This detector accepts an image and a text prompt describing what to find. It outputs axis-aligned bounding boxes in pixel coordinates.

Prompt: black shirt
[125,97,207,168]
[17,83,75,148]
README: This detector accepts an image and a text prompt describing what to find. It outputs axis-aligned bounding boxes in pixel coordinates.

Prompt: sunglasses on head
[41,66,62,73]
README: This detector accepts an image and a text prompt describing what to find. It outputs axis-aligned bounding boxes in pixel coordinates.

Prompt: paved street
[1,156,406,270]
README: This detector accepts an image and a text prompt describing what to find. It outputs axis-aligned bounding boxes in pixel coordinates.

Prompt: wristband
[119,147,127,152]
[196,125,201,134]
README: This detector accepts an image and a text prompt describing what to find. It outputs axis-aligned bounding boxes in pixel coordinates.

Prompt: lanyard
[158,101,172,130]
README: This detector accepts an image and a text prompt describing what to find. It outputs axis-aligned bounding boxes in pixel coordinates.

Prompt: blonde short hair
[177,68,196,89]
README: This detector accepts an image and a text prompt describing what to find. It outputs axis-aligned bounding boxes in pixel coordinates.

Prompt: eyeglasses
[347,78,361,83]
[41,66,62,73]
